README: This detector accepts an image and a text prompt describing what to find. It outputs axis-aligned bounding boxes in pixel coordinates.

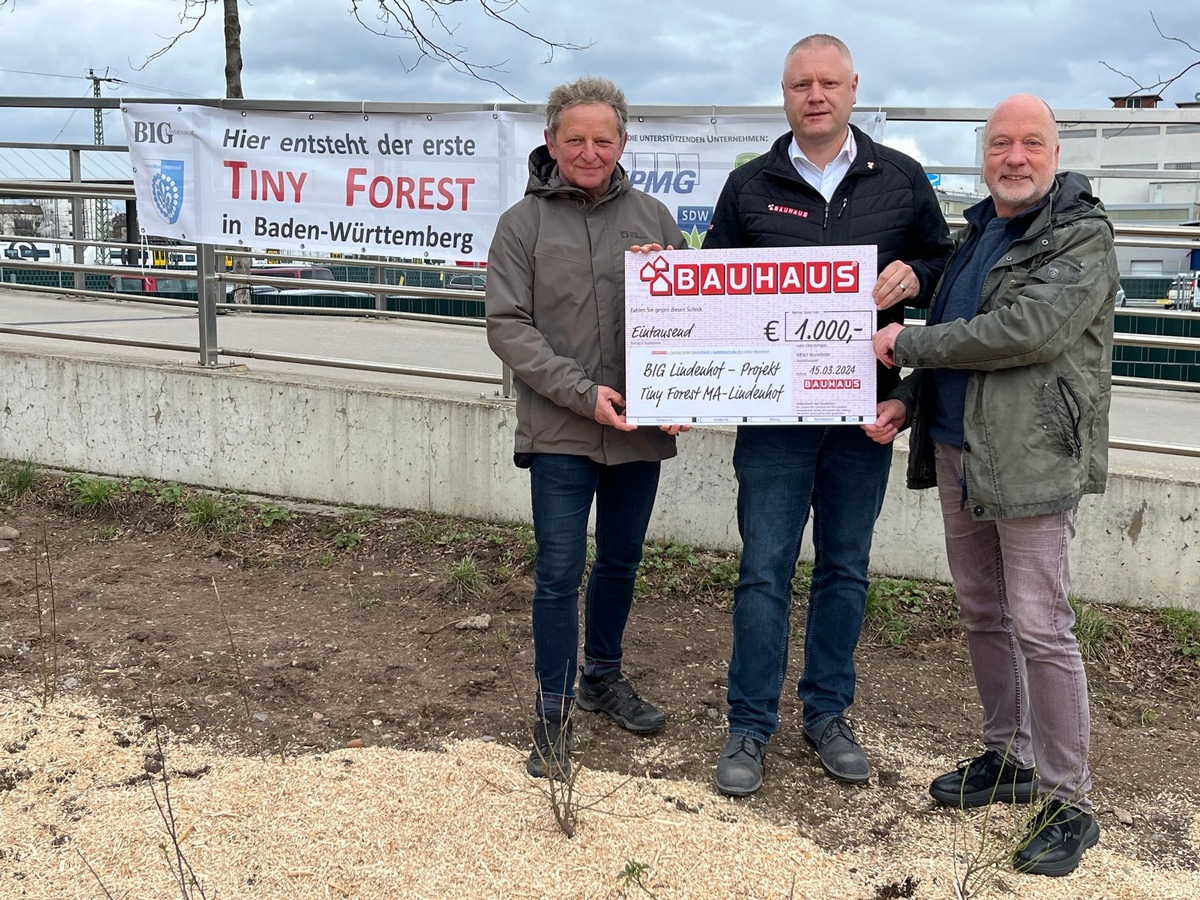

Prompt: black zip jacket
[704,125,953,399]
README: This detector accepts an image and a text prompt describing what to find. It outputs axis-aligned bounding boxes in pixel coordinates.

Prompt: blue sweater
[928,199,1044,447]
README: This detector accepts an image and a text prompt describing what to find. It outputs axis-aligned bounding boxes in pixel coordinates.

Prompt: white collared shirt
[789,129,857,202]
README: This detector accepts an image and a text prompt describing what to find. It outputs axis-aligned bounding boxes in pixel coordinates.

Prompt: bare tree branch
[350,0,591,101]
[1,0,588,101]
[135,0,213,70]
[1099,11,1200,98]
[128,0,244,100]
[1151,9,1200,55]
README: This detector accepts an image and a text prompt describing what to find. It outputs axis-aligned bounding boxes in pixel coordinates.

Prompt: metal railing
[3,98,1200,459]
[0,236,497,385]
[4,230,1198,459]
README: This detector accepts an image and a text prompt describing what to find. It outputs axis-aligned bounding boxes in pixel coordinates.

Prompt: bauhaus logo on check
[638,255,860,297]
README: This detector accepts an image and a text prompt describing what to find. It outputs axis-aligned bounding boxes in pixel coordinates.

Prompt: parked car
[252,265,334,281]
[108,274,197,294]
[226,265,335,296]
[445,272,487,292]
[224,282,280,297]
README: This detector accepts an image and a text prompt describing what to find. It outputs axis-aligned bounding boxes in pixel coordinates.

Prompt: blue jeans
[727,425,892,743]
[528,453,661,718]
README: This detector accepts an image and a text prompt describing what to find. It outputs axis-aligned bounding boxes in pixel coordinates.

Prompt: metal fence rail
[3,100,1199,458]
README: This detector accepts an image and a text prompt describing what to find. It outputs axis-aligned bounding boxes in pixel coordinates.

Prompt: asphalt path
[2,287,1197,479]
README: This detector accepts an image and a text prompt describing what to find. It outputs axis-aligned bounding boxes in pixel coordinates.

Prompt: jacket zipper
[822,196,849,230]
[1056,376,1084,458]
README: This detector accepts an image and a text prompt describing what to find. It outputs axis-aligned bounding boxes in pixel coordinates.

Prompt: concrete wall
[2,348,1197,610]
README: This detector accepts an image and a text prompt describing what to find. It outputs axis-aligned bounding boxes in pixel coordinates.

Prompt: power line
[0,67,194,97]
[48,84,94,143]
[0,67,95,80]
[111,80,196,98]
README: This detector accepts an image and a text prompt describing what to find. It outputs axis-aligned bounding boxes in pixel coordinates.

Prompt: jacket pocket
[1028,256,1083,287]
[990,256,1084,309]
[1035,377,1084,459]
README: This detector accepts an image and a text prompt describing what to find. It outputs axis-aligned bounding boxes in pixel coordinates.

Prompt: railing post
[124,200,141,265]
[197,243,220,366]
[67,150,85,267]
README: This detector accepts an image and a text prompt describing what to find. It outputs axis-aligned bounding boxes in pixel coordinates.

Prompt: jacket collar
[963,193,1047,234]
[844,124,881,178]
[524,144,629,203]
[767,123,880,185]
[964,172,1106,244]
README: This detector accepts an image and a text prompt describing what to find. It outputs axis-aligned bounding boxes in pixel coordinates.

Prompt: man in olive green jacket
[870,94,1118,879]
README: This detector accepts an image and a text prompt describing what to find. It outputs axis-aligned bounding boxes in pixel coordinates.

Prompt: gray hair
[545,76,629,140]
[784,33,854,72]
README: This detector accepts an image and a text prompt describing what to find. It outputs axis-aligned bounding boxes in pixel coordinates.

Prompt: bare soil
[1,472,1198,875]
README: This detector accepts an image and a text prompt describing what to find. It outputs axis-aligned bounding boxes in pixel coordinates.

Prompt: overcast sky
[1,0,1197,175]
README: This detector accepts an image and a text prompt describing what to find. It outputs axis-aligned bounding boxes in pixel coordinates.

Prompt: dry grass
[1,693,1197,900]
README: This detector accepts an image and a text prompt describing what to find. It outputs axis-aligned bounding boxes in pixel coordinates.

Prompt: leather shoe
[715,734,765,796]
[803,716,870,783]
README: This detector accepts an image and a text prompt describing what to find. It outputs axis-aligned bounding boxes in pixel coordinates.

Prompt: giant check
[624,246,878,425]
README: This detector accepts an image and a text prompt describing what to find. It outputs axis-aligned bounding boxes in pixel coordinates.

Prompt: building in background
[973,90,1200,278]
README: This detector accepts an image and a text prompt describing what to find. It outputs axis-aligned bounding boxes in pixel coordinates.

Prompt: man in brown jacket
[486,75,686,778]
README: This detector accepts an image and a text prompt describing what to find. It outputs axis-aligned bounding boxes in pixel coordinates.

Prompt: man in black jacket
[707,33,952,796]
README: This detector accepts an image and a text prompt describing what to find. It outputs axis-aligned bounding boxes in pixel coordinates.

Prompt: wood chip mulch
[1,694,1197,899]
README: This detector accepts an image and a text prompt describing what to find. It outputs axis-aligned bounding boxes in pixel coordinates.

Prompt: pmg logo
[626,153,699,194]
[132,121,175,144]
[638,255,859,297]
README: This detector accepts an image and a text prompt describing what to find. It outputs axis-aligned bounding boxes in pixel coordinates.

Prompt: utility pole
[88,68,119,265]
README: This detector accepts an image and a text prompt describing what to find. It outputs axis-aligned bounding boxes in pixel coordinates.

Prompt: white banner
[122,105,502,262]
[122,106,886,261]
[624,246,878,425]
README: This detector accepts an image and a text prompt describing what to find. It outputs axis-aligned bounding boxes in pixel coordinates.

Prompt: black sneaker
[803,716,870,783]
[575,672,666,734]
[1014,799,1100,877]
[930,748,1038,808]
[525,717,574,779]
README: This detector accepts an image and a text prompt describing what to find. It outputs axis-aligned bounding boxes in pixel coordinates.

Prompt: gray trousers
[934,442,1093,811]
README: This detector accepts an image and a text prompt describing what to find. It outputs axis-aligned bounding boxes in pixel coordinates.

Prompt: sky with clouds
[1,0,1197,175]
